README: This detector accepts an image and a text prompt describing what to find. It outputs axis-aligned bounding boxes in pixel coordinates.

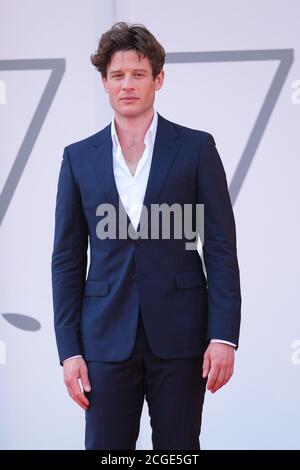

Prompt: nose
[121,74,135,90]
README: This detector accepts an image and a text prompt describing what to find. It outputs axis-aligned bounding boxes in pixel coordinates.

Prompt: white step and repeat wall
[0,0,299,450]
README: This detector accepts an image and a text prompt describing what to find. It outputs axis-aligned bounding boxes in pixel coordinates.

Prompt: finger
[80,365,91,392]
[223,366,233,385]
[66,383,87,410]
[202,354,210,378]
[211,367,226,393]
[70,381,90,410]
[207,364,219,391]
[73,393,89,411]
[70,393,88,411]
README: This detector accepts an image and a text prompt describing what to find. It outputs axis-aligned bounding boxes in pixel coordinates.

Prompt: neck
[114,108,155,146]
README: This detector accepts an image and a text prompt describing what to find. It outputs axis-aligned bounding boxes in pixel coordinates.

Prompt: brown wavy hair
[90,22,165,79]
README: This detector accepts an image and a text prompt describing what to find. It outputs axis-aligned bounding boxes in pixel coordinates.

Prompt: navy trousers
[85,309,207,450]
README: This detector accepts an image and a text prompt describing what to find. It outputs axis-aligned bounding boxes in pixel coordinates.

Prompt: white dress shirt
[111,109,158,231]
[64,111,235,363]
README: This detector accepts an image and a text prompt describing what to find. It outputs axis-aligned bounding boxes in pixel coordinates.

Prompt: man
[51,22,241,450]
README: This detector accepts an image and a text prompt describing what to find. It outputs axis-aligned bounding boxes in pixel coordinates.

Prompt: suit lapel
[91,125,116,205]
[91,125,132,235]
[142,113,180,209]
[139,113,181,233]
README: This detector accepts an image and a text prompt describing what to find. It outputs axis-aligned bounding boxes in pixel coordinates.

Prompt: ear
[155,69,165,91]
[102,77,109,94]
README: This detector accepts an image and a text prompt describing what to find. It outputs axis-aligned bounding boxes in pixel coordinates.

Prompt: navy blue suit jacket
[51,113,241,364]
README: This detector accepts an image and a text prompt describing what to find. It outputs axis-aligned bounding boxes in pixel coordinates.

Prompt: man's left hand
[202,343,235,393]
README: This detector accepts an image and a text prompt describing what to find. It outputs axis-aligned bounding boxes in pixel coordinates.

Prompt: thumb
[80,365,91,392]
[202,353,210,378]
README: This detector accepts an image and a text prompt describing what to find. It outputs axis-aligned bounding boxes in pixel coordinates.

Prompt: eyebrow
[109,68,148,75]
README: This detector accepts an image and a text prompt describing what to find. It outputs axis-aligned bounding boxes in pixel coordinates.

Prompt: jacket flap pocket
[84,280,109,296]
[175,270,207,289]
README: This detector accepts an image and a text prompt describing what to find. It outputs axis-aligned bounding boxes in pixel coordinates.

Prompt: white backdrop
[0,0,299,450]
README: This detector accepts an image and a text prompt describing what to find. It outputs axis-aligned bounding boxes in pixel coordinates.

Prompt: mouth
[120,97,139,102]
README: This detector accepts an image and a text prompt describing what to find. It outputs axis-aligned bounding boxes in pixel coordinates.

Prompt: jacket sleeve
[51,147,88,364]
[196,133,242,348]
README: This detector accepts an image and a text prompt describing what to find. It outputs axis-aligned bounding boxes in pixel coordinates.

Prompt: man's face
[102,49,164,118]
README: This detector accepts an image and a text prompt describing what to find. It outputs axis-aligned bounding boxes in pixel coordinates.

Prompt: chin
[119,106,142,118]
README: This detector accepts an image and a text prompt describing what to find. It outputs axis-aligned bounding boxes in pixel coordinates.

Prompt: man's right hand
[63,357,91,410]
